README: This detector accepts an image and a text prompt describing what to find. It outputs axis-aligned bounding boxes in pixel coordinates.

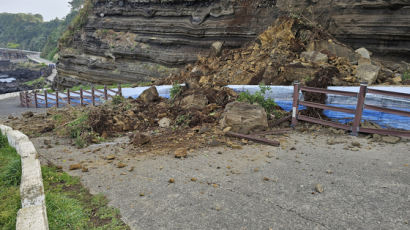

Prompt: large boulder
[220,101,268,134]
[181,94,208,110]
[300,51,328,64]
[138,86,159,103]
[356,63,381,84]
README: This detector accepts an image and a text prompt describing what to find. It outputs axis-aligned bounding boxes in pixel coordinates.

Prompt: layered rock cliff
[56,0,410,87]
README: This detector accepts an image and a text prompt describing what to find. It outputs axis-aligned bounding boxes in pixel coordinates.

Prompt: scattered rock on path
[117,162,127,168]
[22,111,34,118]
[220,101,268,134]
[169,178,175,183]
[69,164,82,170]
[315,184,324,193]
[130,132,151,146]
[174,148,188,158]
[106,155,116,160]
[382,136,401,144]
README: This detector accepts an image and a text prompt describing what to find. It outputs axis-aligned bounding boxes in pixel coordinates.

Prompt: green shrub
[237,84,278,114]
[402,72,410,81]
[112,95,125,105]
[170,84,182,100]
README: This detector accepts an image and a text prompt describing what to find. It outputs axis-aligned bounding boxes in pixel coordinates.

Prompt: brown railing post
[44,90,48,108]
[19,92,23,107]
[67,89,71,105]
[91,86,95,106]
[25,91,29,108]
[56,91,59,108]
[104,85,108,100]
[80,88,84,106]
[118,84,122,97]
[352,82,368,136]
[291,81,300,127]
[34,91,38,108]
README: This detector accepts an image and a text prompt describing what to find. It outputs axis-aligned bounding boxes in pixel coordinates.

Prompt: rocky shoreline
[0,61,51,94]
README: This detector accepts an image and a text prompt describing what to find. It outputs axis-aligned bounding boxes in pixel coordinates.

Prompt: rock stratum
[56,0,410,87]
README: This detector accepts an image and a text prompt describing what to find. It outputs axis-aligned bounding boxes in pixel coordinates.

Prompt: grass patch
[42,166,129,230]
[24,76,46,87]
[170,83,182,100]
[0,133,21,229]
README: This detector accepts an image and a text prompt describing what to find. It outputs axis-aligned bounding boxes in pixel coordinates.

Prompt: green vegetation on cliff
[0,0,84,61]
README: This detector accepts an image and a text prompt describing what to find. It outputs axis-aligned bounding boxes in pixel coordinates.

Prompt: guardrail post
[67,89,71,105]
[118,84,122,97]
[56,91,59,108]
[104,85,108,100]
[352,82,368,136]
[91,86,95,106]
[80,88,84,106]
[25,91,29,108]
[44,89,48,108]
[19,92,23,107]
[34,91,38,108]
[291,81,300,127]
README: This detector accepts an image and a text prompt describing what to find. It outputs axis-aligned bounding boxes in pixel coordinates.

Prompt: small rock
[315,184,324,193]
[222,127,232,133]
[43,139,51,145]
[128,166,135,172]
[356,63,380,84]
[158,118,171,128]
[301,51,328,64]
[117,162,127,168]
[326,170,333,174]
[382,136,401,144]
[263,177,270,181]
[355,47,371,59]
[174,148,188,158]
[22,111,34,118]
[130,132,151,146]
[351,141,361,147]
[82,167,89,172]
[169,178,175,183]
[139,193,145,197]
[69,164,82,170]
[191,177,197,182]
[211,41,223,56]
[106,155,116,160]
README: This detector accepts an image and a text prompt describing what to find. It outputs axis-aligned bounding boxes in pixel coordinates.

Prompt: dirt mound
[157,17,398,87]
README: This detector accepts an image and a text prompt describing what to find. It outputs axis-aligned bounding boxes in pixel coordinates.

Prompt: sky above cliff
[0,0,71,21]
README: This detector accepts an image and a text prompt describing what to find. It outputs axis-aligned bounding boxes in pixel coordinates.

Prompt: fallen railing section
[19,84,122,108]
[291,82,410,137]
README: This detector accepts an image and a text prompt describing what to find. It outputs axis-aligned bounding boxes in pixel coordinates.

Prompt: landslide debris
[158,17,400,87]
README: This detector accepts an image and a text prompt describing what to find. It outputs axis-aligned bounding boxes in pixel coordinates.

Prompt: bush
[402,72,410,81]
[112,95,125,105]
[170,84,182,100]
[237,84,278,114]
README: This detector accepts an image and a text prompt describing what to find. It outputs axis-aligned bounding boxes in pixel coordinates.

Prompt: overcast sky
[0,0,71,21]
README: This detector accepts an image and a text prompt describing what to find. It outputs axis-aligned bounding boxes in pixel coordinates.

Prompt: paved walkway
[33,132,410,230]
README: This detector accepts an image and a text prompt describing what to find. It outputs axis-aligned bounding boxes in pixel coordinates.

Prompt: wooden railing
[20,84,122,109]
[291,81,410,137]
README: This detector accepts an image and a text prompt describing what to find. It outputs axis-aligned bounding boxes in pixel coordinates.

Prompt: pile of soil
[157,17,398,87]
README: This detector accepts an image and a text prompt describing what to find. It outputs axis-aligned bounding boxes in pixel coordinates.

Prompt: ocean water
[0,74,15,83]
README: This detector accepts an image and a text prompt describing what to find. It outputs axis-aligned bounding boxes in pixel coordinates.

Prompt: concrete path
[33,131,410,230]
[0,96,44,119]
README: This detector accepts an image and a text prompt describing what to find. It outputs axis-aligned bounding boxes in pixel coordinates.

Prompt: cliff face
[56,0,410,87]
[276,0,410,58]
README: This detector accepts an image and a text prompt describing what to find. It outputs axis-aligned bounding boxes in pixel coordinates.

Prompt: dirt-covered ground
[30,127,409,230]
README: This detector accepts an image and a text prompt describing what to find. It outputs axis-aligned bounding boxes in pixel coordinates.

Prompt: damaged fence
[291,81,410,137]
[19,85,122,108]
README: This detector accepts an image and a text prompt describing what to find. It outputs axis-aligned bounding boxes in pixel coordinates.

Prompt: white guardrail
[0,125,49,230]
